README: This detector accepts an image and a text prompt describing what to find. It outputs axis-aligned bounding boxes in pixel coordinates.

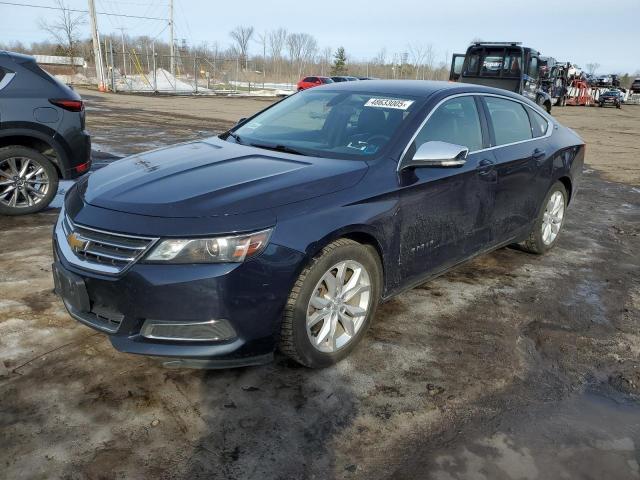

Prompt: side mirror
[401,141,469,170]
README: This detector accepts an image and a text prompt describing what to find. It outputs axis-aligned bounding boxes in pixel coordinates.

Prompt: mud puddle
[424,388,640,480]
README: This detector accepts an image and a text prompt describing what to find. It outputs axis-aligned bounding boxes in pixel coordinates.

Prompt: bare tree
[268,28,287,59]
[39,0,85,70]
[287,33,318,79]
[320,46,332,76]
[255,31,268,82]
[269,28,287,80]
[407,43,427,79]
[229,25,254,70]
[586,62,601,76]
[372,48,387,66]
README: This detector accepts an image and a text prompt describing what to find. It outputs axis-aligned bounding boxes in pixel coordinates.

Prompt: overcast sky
[3,0,639,73]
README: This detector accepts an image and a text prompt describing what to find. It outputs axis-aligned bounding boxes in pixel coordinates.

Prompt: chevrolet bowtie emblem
[67,232,89,252]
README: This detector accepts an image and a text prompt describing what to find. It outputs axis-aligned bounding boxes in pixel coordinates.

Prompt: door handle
[532,148,546,159]
[477,158,495,174]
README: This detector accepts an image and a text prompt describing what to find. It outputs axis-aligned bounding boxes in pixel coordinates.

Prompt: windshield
[227,90,422,159]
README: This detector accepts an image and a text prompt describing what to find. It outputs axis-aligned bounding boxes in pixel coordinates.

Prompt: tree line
[0,15,454,84]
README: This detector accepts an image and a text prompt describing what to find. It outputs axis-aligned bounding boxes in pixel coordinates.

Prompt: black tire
[520,181,568,255]
[0,146,59,216]
[279,238,382,368]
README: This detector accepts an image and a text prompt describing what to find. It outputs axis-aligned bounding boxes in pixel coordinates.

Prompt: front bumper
[52,213,306,366]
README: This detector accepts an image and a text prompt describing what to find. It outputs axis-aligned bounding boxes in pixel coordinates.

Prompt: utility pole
[117,27,127,77]
[87,0,106,91]
[109,40,116,92]
[169,0,175,76]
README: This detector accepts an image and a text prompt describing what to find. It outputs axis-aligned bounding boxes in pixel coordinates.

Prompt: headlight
[144,229,272,264]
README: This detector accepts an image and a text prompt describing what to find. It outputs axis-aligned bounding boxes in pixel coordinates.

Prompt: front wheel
[520,181,568,254]
[279,239,382,368]
[0,146,59,216]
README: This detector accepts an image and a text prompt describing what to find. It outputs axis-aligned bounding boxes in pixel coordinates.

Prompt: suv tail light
[49,98,84,112]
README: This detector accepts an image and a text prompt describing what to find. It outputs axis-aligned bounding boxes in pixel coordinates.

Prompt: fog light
[140,319,236,342]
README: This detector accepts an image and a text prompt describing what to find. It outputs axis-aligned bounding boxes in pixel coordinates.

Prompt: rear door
[481,95,550,244]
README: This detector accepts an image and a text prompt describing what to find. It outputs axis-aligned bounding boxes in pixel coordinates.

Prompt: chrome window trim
[0,72,15,91]
[55,208,159,275]
[398,92,553,171]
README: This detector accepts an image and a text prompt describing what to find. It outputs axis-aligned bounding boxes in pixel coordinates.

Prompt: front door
[397,95,495,285]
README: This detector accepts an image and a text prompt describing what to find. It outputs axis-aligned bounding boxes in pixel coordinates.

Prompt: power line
[0,1,167,21]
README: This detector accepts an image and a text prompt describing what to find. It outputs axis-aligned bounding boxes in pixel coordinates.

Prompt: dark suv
[0,51,91,215]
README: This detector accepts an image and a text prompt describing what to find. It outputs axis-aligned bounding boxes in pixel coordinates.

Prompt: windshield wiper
[248,142,308,156]
[225,131,243,144]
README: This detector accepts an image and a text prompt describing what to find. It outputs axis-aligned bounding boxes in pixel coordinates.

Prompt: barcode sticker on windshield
[364,98,414,110]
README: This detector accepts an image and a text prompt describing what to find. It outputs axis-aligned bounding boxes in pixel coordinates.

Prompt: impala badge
[67,232,89,252]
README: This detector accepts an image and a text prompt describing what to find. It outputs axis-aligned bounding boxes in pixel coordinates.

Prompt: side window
[307,76,318,83]
[502,53,521,77]
[528,56,539,79]
[414,96,483,152]
[465,54,480,75]
[527,107,549,138]
[485,97,532,146]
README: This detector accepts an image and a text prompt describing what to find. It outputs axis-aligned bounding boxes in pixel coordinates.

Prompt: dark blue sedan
[53,81,584,368]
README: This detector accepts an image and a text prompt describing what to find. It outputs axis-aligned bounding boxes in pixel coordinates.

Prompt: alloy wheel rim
[306,260,371,353]
[541,191,565,245]
[0,157,50,209]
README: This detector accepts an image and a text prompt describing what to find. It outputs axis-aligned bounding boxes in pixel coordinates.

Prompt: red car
[297,76,334,91]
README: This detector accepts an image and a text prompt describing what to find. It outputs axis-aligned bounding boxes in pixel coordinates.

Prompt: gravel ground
[0,92,638,480]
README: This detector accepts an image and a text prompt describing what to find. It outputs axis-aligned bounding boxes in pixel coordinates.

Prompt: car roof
[0,50,34,63]
[314,79,530,102]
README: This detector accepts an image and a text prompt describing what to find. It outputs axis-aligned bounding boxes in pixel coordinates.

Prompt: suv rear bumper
[61,129,91,179]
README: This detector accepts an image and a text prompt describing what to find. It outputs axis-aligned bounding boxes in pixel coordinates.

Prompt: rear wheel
[0,146,58,216]
[279,239,381,368]
[520,182,568,254]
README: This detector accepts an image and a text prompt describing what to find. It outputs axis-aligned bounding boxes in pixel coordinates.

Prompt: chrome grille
[61,215,158,274]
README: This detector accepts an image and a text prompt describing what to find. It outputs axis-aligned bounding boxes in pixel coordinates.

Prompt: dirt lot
[1,91,639,480]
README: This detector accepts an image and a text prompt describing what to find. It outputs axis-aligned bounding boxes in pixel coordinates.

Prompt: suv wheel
[279,239,381,368]
[0,146,59,215]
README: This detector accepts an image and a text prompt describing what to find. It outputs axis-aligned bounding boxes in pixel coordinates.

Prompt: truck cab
[449,42,552,113]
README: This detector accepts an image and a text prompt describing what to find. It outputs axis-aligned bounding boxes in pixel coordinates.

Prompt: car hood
[82,137,368,218]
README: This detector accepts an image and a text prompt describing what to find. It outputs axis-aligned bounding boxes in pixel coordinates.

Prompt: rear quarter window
[527,107,549,138]
[20,60,65,88]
